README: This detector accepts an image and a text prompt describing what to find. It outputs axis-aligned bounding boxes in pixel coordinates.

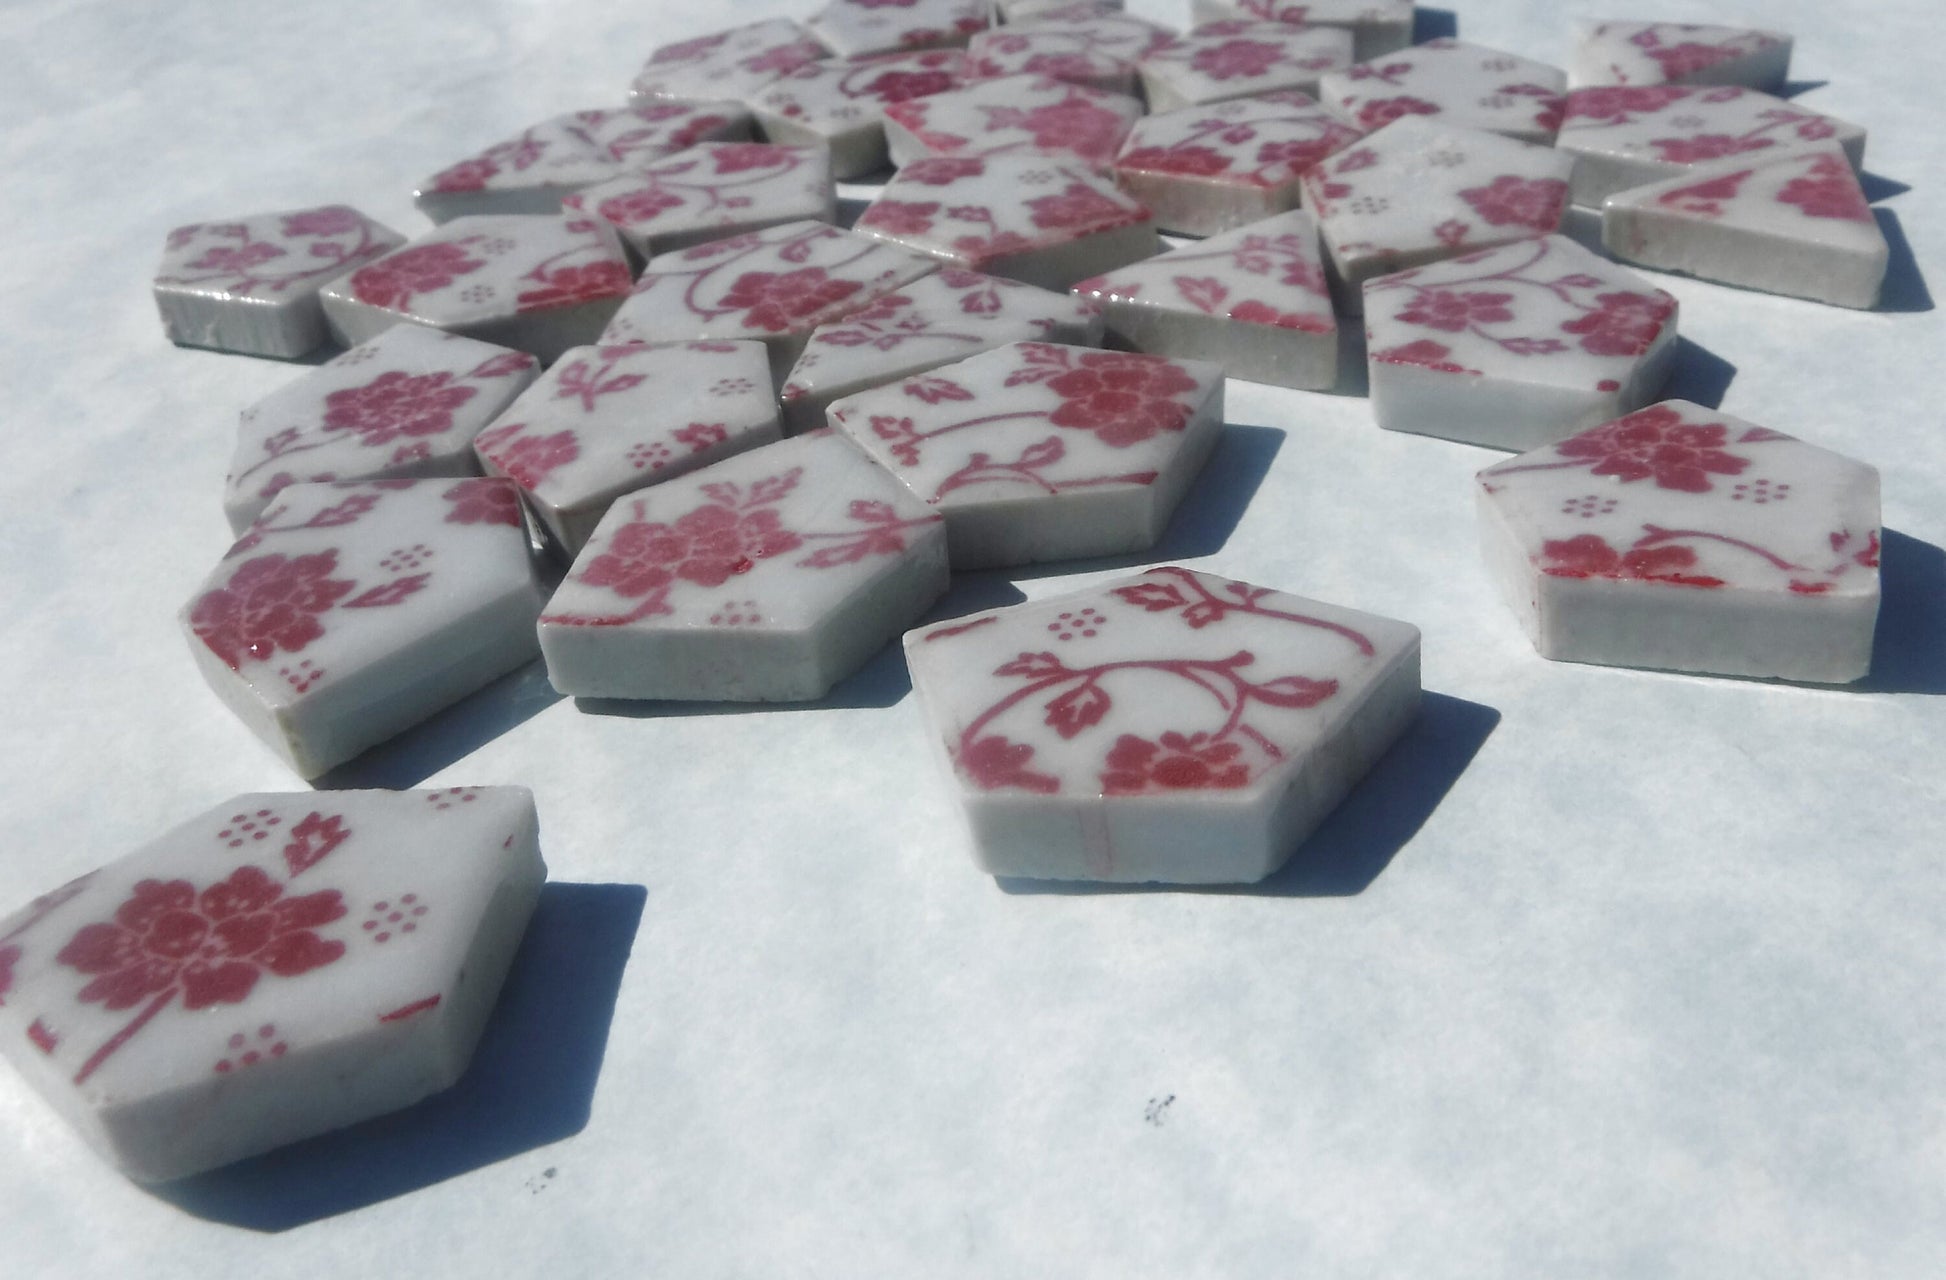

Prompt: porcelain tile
[564,143,835,258]
[1316,38,1568,144]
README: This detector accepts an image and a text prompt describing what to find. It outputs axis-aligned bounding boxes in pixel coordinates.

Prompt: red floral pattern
[580,505,804,597]
[1458,175,1569,229]
[1565,86,1691,122]
[1190,39,1286,81]
[1539,534,1724,588]
[515,260,632,312]
[1559,290,1677,357]
[1046,352,1202,447]
[190,551,357,669]
[1102,732,1249,794]
[1777,153,1871,222]
[1641,42,1740,81]
[321,372,478,447]
[350,242,488,309]
[1356,95,1441,130]
[720,267,866,332]
[477,425,581,488]
[1396,289,1515,332]
[1028,181,1132,231]
[443,478,524,526]
[1650,133,1775,164]
[1116,144,1230,177]
[280,207,363,238]
[862,199,940,236]
[596,187,685,226]
[1554,406,1748,492]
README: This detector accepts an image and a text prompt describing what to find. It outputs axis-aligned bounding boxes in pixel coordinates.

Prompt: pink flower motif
[1555,405,1747,492]
[280,207,363,238]
[187,241,287,275]
[989,94,1129,162]
[321,371,478,447]
[1458,175,1569,229]
[580,504,803,597]
[597,186,686,226]
[1564,86,1691,122]
[1027,181,1131,231]
[478,426,580,488]
[427,156,502,194]
[1190,39,1285,81]
[190,551,357,670]
[959,735,1058,794]
[1539,534,1724,588]
[1046,352,1201,447]
[860,199,941,236]
[719,267,866,332]
[1642,42,1739,81]
[1776,154,1871,222]
[1356,95,1442,131]
[443,478,524,526]
[1253,137,1336,173]
[1651,134,1775,164]
[1116,144,1230,177]
[1396,289,1515,332]
[1230,299,1329,332]
[863,67,960,102]
[903,155,988,185]
[710,144,786,175]
[674,422,729,452]
[351,242,488,309]
[1370,338,1475,374]
[1559,290,1675,358]
[1102,732,1249,794]
[516,261,633,312]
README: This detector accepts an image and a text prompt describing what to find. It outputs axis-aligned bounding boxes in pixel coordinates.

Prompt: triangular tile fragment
[1569,21,1792,91]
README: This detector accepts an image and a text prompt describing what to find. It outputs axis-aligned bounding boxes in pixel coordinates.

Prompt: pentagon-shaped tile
[1113,91,1364,237]
[903,566,1422,883]
[1075,210,1336,390]
[564,143,835,257]
[597,219,938,383]
[1012,3,1177,61]
[226,326,541,534]
[1301,117,1573,307]
[882,73,1144,170]
[1477,402,1880,682]
[0,787,543,1182]
[539,432,948,701]
[781,268,1104,435]
[183,480,545,777]
[474,340,782,554]
[751,50,968,179]
[1569,20,1792,92]
[1363,234,1677,451]
[413,104,754,224]
[855,155,1157,289]
[1601,144,1887,310]
[829,342,1223,568]
[1138,21,1353,112]
[629,18,832,104]
[807,0,989,59]
[965,29,1138,96]
[1317,38,1568,144]
[1190,0,1413,60]
[154,206,405,359]
[320,214,633,365]
[1558,85,1866,207]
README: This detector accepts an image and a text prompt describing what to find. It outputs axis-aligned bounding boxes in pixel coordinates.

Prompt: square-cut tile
[154,207,405,359]
[855,155,1157,289]
[629,18,832,103]
[882,74,1144,170]
[903,565,1421,882]
[1012,4,1177,62]
[0,787,543,1183]
[965,29,1138,96]
[1317,38,1568,144]
[564,143,835,257]
[1138,21,1354,112]
[1569,21,1792,92]
[414,104,754,224]
[781,268,1104,435]
[227,326,540,534]
[183,480,546,777]
[751,50,968,179]
[829,342,1223,568]
[1113,91,1364,237]
[1074,210,1336,389]
[474,340,782,554]
[539,432,949,701]
[807,0,990,58]
[1189,0,1413,60]
[1478,401,1880,682]
[1364,234,1678,450]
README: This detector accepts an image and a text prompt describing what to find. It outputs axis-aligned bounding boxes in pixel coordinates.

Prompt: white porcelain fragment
[830,342,1223,568]
[881,73,1144,170]
[1112,91,1364,237]
[413,104,755,224]
[226,326,541,534]
[1138,21,1353,112]
[903,565,1422,883]
[1011,4,1177,62]
[538,432,949,701]
[855,154,1157,290]
[0,787,543,1183]
[629,19,832,104]
[153,207,405,359]
[1601,145,1887,310]
[1569,21,1792,92]
[182,480,546,777]
[1364,234,1678,451]
[564,143,835,258]
[1316,38,1568,144]
[751,51,968,180]
[1477,401,1880,682]
[1074,210,1337,390]
[780,268,1104,435]
[474,341,782,554]
[806,0,990,59]
[1557,85,1866,207]
[965,29,1138,96]
[318,214,634,365]
[1189,0,1413,61]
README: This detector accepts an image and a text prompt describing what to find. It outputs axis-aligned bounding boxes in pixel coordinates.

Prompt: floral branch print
[644,225,889,332]
[159,208,389,297]
[588,146,815,233]
[1489,405,1754,492]
[350,239,490,310]
[513,221,632,313]
[554,351,649,411]
[932,435,1159,499]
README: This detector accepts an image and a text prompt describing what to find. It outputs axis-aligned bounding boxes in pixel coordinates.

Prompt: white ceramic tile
[182,480,546,777]
[881,73,1144,170]
[1317,38,1568,144]
[319,214,634,365]
[539,432,948,701]
[0,787,542,1183]
[1477,401,1880,682]
[1112,91,1365,237]
[806,0,990,59]
[563,143,835,258]
[1601,143,1887,309]
[1558,85,1866,207]
[1364,234,1679,451]
[1569,20,1792,92]
[1138,21,1354,112]
[781,268,1104,435]
[1011,3,1178,61]
[153,206,405,359]
[629,18,832,104]
[1074,210,1337,389]
[1189,0,1413,60]
[965,29,1138,96]
[855,154,1157,289]
[750,50,968,179]
[226,326,541,533]
[413,104,754,224]
[474,340,782,554]
[902,565,1421,882]
[996,0,1124,20]
[829,341,1223,567]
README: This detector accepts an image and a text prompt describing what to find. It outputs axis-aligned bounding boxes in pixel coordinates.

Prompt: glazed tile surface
[806,0,989,59]
[1137,21,1354,112]
[964,29,1137,96]
[564,143,835,258]
[881,73,1144,170]
[629,18,832,103]
[1012,4,1177,62]
[1568,21,1792,92]
[1317,38,1568,144]
[750,50,968,179]
[1189,0,1413,60]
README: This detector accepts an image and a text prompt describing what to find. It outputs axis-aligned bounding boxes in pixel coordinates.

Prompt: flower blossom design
[1102,732,1250,794]
[1356,95,1442,130]
[477,426,580,488]
[443,478,524,526]
[516,261,633,312]
[190,551,357,669]
[1650,133,1774,164]
[351,242,488,309]
[1028,181,1132,231]
[597,186,686,226]
[1395,288,1516,332]
[188,241,287,275]
[1191,39,1285,81]
[321,371,478,447]
[1458,175,1569,229]
[1116,145,1230,176]
[580,505,803,598]
[1641,42,1739,81]
[1554,406,1748,492]
[1559,290,1674,357]
[1777,154,1871,222]
[720,267,866,331]
[862,199,940,236]
[280,207,364,238]
[1564,85,1691,122]
[1539,534,1724,588]
[1046,352,1202,447]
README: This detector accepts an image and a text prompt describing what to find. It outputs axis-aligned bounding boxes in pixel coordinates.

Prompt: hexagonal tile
[226,325,540,534]
[1363,234,1678,450]
[1568,21,1792,92]
[538,432,949,701]
[807,0,989,59]
[628,18,832,104]
[882,73,1144,170]
[829,342,1223,568]
[751,50,968,180]
[1316,38,1568,144]
[854,155,1156,289]
[563,143,835,258]
[903,565,1422,883]
[1112,91,1364,237]
[474,340,782,554]
[153,206,405,358]
[1190,0,1413,61]
[1137,21,1354,112]
[1477,401,1880,682]
[182,479,546,777]
[964,28,1138,96]
[0,786,542,1182]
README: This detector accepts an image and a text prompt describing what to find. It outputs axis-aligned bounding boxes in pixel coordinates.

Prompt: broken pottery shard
[0,787,543,1183]
[629,19,831,104]
[1569,21,1792,92]
[1137,21,1354,112]
[881,73,1144,170]
[1477,401,1880,682]
[564,143,836,258]
[1188,0,1413,61]
[903,566,1422,883]
[751,50,968,180]
[806,0,990,59]
[1316,38,1568,144]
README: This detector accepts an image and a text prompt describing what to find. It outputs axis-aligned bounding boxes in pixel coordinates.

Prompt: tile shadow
[1857,529,1946,695]
[1860,171,1912,203]
[316,660,565,791]
[1874,208,1932,313]
[1775,79,1830,100]
[1659,336,1737,409]
[152,881,648,1232]
[1413,7,1458,42]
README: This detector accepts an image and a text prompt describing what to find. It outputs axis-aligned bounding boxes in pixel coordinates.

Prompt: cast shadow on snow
[1856,529,1946,696]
